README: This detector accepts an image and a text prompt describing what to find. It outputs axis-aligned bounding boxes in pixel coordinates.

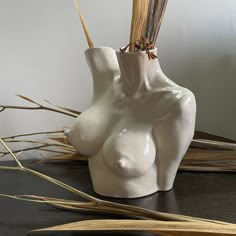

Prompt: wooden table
[0,160,235,235]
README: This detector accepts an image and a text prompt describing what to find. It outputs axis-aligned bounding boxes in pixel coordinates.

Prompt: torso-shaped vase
[65,47,196,198]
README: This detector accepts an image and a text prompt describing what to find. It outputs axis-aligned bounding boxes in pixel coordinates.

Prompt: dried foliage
[181,148,236,172]
[129,0,149,52]
[1,138,236,235]
[0,94,79,117]
[0,2,235,234]
[126,0,169,57]
[145,0,169,44]
[120,36,157,59]
[73,0,94,48]
[0,95,235,234]
[34,219,236,235]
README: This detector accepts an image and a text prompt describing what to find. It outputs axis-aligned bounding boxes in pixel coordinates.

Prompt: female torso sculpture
[65,47,196,198]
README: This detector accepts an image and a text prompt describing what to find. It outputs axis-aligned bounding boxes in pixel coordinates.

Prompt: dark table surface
[0,160,235,236]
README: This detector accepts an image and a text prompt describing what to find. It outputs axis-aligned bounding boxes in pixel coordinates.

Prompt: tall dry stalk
[129,0,149,51]
[145,0,169,44]
[73,0,94,48]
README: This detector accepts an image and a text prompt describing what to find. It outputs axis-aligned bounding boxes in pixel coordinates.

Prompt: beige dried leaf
[191,139,236,151]
[49,136,70,145]
[73,0,94,48]
[129,0,149,51]
[15,94,39,105]
[44,99,81,115]
[181,148,236,172]
[35,153,87,163]
[32,219,236,235]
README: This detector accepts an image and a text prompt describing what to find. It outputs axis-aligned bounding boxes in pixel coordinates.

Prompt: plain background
[0,0,236,159]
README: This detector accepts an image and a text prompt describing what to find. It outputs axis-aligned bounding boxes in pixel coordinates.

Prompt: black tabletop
[0,160,235,236]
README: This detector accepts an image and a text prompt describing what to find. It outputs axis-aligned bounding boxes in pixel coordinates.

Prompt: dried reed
[1,138,235,235]
[181,148,236,172]
[0,94,79,117]
[129,0,149,52]
[127,0,169,58]
[73,0,94,48]
[145,0,169,44]
[2,130,63,140]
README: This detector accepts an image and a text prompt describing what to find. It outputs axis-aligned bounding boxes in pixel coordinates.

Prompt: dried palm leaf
[32,219,236,235]
[129,0,149,51]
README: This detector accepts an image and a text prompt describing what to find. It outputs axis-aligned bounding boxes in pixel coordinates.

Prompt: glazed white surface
[66,48,196,198]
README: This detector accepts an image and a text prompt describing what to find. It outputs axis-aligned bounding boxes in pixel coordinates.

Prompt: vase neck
[85,47,120,101]
[116,49,175,96]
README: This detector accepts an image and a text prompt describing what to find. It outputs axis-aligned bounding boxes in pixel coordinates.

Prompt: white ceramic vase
[65,47,196,198]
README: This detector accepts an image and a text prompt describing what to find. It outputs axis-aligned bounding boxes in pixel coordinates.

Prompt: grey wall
[0,0,236,159]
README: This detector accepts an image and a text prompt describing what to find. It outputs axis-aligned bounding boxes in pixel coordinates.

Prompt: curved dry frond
[32,219,236,235]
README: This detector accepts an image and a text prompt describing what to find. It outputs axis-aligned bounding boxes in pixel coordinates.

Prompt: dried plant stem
[73,0,94,48]
[44,100,81,116]
[129,0,149,51]
[0,94,79,117]
[192,139,236,151]
[0,165,96,202]
[153,0,168,43]
[0,145,72,157]
[22,168,97,202]
[0,104,77,117]
[52,204,145,218]
[0,139,233,227]
[2,130,64,140]
[96,200,232,225]
[0,194,95,207]
[0,138,96,202]
[145,0,168,44]
[0,139,23,168]
[0,166,19,171]
[4,139,75,151]
[9,194,151,219]
[145,0,155,40]
[34,153,87,164]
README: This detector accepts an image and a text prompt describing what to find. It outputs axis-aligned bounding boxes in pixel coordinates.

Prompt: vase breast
[65,47,120,156]
[66,47,196,198]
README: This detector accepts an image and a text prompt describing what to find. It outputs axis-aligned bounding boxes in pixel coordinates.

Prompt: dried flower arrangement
[0,0,236,234]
